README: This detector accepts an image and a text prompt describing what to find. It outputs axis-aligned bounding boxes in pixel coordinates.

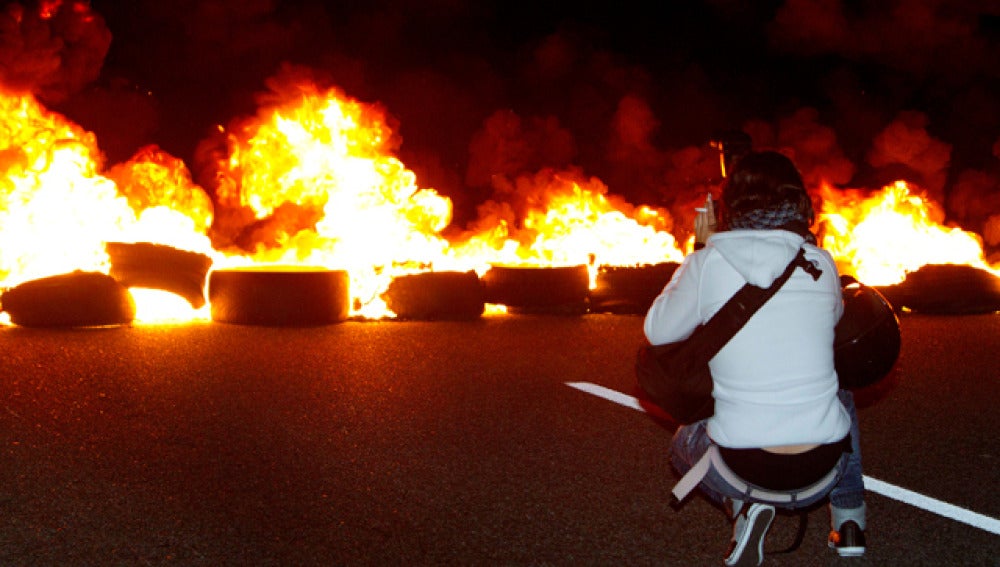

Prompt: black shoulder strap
[691,248,817,355]
[725,247,816,314]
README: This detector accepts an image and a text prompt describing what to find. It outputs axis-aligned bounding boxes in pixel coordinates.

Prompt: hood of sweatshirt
[708,229,806,287]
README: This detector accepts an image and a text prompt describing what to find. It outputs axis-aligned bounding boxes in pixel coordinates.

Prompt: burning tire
[106,242,213,308]
[480,264,590,315]
[589,262,680,315]
[0,271,136,328]
[382,270,484,320]
[874,264,1000,314]
[208,267,350,326]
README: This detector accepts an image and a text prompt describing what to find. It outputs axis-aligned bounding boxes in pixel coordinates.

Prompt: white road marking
[566,381,1000,536]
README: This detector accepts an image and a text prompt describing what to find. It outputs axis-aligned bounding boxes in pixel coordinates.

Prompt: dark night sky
[5,0,1000,236]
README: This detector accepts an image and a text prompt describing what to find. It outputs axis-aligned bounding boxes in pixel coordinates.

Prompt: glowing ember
[817,180,999,285]
[129,289,210,324]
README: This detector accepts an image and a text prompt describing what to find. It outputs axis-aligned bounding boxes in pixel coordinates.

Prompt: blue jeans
[670,389,865,512]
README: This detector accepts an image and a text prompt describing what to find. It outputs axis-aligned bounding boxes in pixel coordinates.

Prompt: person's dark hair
[720,151,814,235]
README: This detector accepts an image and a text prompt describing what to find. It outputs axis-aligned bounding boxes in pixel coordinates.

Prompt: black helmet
[834,283,901,389]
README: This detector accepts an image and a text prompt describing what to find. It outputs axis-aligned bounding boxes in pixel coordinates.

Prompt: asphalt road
[0,312,997,566]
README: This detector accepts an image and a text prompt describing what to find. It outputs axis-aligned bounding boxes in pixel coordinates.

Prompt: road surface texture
[0,312,997,566]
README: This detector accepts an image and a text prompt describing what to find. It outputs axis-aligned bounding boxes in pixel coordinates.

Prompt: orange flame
[449,170,684,286]
[4,71,998,326]
[0,78,688,324]
[818,180,998,285]
[205,79,461,318]
[204,77,684,316]
[0,92,217,323]
[0,92,130,283]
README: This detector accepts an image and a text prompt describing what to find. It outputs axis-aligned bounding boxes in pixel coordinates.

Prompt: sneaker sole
[725,505,775,567]
[831,544,866,557]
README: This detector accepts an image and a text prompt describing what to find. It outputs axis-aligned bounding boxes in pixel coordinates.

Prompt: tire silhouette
[480,264,590,315]
[208,267,350,326]
[874,264,1000,315]
[1,271,136,328]
[382,270,484,320]
[106,242,213,308]
[590,262,679,314]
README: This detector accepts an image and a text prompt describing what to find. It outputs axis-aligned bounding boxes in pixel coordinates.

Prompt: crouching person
[644,151,866,565]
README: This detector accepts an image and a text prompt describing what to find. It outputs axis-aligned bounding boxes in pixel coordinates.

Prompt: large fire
[0,71,997,325]
[203,78,462,319]
[0,80,687,323]
[0,94,216,310]
[817,181,999,286]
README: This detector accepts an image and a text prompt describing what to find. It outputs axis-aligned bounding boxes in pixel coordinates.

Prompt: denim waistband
[672,444,841,505]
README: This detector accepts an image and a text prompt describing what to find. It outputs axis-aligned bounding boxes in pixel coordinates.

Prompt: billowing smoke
[866,111,952,204]
[768,0,1000,80]
[2,0,1000,256]
[465,109,577,191]
[762,0,1000,251]
[0,1,111,104]
[743,108,856,189]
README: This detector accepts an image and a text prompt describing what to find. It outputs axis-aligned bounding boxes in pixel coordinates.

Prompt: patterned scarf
[727,200,817,243]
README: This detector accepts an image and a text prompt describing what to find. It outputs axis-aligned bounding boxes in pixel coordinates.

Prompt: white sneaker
[725,503,775,566]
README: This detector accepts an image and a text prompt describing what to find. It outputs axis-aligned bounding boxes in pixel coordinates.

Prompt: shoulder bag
[635,248,811,424]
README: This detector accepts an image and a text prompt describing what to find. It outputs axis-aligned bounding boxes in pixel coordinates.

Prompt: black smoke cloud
[4,0,1000,252]
[0,1,111,104]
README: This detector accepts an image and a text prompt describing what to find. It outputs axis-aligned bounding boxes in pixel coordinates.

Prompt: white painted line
[565,381,1000,536]
[862,477,1000,535]
[567,381,645,412]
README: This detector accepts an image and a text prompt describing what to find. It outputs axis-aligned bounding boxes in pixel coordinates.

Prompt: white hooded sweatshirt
[643,229,850,448]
